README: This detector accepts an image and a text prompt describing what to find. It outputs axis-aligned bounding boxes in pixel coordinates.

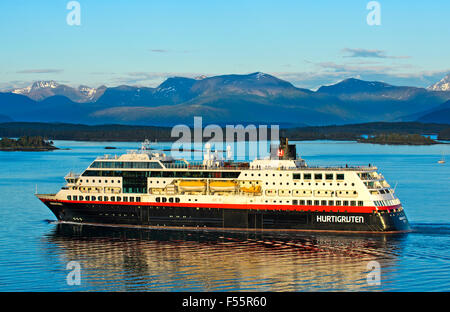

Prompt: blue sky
[0,0,449,90]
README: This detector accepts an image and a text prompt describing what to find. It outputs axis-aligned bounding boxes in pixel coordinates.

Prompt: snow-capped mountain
[31,80,59,89]
[427,74,450,91]
[12,81,59,95]
[78,85,99,99]
[9,81,105,102]
[2,73,450,125]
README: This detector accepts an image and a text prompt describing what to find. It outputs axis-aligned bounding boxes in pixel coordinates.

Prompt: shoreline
[0,147,59,151]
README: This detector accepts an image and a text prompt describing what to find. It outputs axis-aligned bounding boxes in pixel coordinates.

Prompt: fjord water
[0,140,449,291]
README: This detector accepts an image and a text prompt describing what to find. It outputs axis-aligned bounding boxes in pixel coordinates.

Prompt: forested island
[0,121,449,145]
[358,133,441,145]
[438,127,450,140]
[0,136,58,151]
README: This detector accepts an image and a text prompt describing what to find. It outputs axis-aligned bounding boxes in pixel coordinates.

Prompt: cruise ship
[37,139,411,233]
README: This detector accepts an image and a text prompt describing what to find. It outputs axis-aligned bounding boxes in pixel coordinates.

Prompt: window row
[79,179,120,184]
[374,199,397,207]
[292,200,364,206]
[265,181,354,186]
[293,173,345,180]
[265,189,358,197]
[82,170,240,179]
[155,197,181,203]
[90,161,162,169]
[67,195,141,202]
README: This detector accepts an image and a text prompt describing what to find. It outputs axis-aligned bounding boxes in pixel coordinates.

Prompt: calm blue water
[0,140,449,291]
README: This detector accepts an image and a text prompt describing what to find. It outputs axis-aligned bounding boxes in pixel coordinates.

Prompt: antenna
[393,181,398,193]
[226,145,232,160]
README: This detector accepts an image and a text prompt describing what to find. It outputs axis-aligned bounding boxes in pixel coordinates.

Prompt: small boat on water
[438,152,445,164]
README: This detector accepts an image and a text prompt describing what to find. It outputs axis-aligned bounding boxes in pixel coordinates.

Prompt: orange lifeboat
[241,185,261,193]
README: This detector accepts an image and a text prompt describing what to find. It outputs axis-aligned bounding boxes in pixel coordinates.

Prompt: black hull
[43,201,411,233]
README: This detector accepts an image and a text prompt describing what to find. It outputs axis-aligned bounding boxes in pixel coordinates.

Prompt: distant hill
[2,73,450,126]
[416,100,450,124]
[317,78,397,95]
[0,114,12,122]
[317,78,450,123]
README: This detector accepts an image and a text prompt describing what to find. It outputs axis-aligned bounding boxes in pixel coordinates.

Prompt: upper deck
[90,155,377,172]
[88,139,378,173]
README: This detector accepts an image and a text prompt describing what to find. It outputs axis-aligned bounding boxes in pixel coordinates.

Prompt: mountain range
[10,80,107,103]
[1,72,449,126]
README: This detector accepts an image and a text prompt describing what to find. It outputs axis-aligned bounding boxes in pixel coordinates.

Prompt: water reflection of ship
[44,223,407,291]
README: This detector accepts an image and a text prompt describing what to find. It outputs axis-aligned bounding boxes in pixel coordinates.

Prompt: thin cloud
[16,69,64,74]
[148,49,192,54]
[342,48,410,59]
[149,49,170,53]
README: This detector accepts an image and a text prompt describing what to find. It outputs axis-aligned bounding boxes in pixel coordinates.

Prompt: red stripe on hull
[40,198,401,214]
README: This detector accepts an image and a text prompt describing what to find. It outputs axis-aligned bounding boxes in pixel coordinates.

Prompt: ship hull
[40,198,411,233]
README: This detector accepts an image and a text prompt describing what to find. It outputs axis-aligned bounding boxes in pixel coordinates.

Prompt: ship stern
[376,206,411,232]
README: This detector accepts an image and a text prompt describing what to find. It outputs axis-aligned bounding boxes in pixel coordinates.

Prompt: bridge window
[314,173,322,180]
[304,173,311,180]
[337,174,344,180]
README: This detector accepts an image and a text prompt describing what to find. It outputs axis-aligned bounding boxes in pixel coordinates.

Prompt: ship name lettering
[316,215,364,223]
